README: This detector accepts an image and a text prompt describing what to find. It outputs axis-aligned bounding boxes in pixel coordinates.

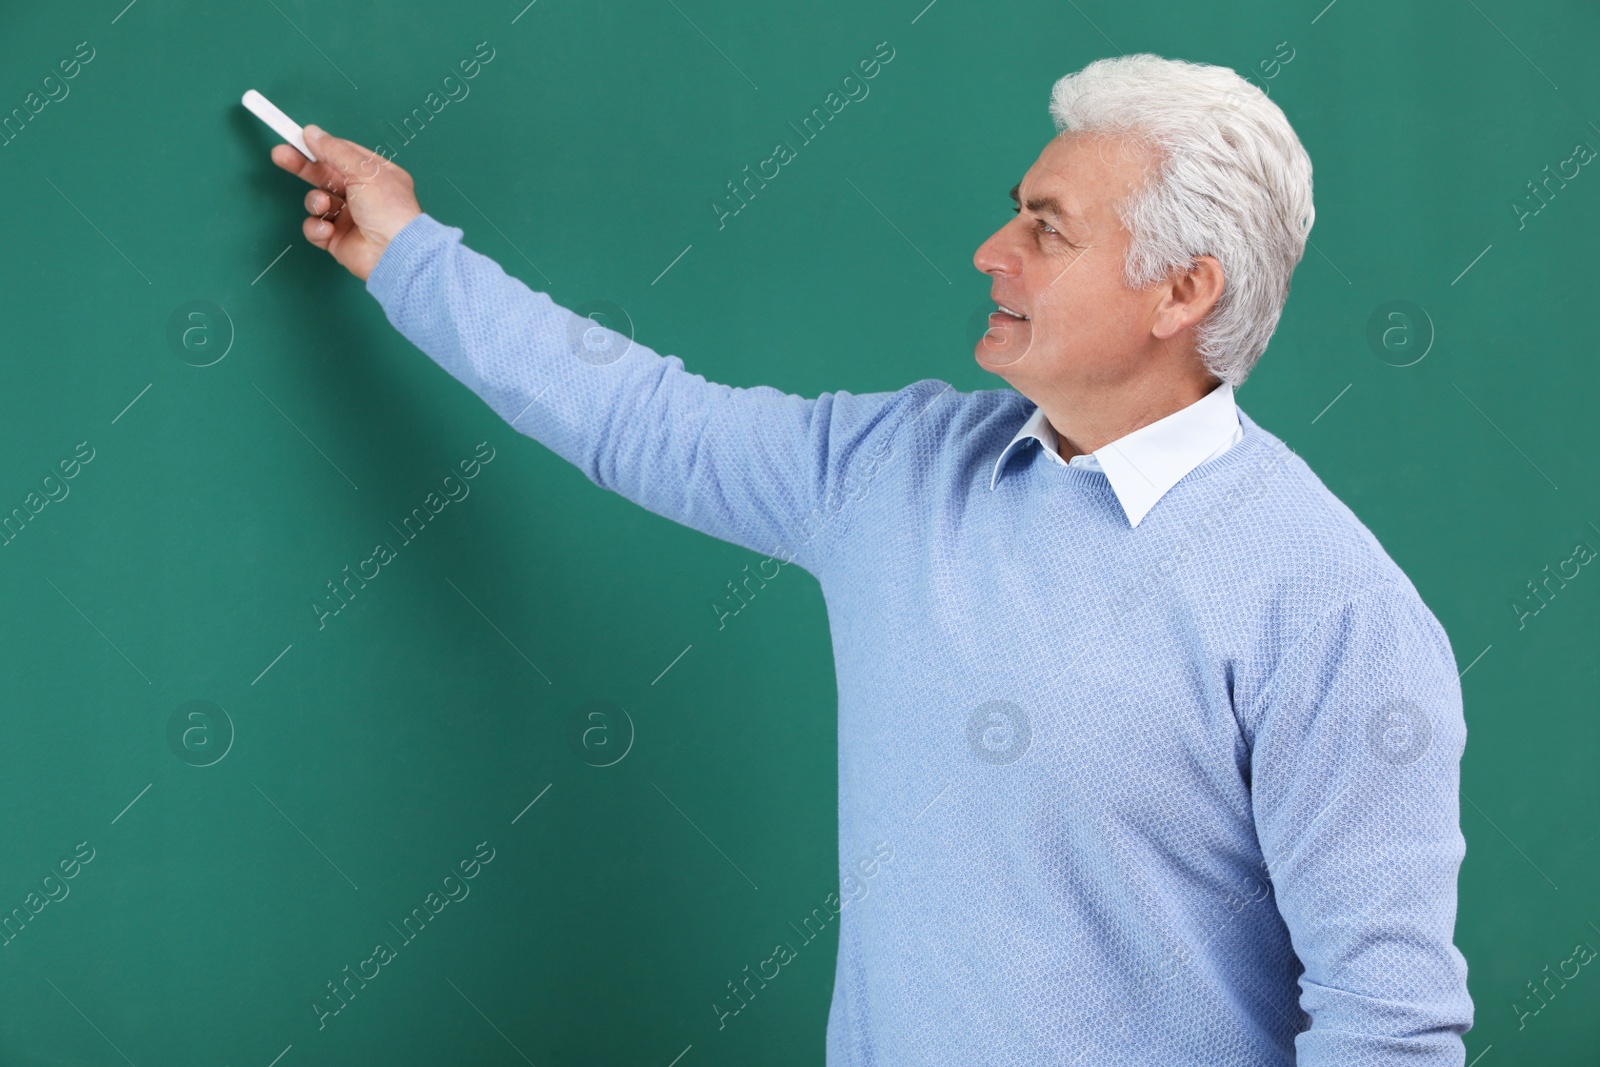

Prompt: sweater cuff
[365,212,462,305]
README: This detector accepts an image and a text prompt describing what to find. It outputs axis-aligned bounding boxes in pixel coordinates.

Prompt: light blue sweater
[366,213,1472,1065]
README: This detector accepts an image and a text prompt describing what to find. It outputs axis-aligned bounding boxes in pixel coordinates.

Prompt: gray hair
[1049,54,1315,387]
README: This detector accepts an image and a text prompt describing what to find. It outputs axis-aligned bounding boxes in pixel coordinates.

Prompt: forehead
[1022,131,1157,217]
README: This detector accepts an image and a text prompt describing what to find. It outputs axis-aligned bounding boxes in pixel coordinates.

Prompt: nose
[973,219,1019,279]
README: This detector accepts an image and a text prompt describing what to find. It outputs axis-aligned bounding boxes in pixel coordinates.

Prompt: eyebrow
[1009,182,1078,226]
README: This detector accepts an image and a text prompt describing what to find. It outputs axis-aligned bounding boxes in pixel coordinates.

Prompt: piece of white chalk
[242,89,316,162]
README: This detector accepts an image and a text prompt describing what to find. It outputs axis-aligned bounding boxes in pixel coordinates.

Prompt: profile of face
[971,131,1169,391]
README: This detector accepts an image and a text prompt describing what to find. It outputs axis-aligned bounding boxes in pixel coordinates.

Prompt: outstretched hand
[270,125,423,281]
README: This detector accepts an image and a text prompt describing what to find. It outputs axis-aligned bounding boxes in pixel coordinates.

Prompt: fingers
[304,125,390,187]
[271,143,349,200]
[272,127,390,204]
[302,206,353,251]
[302,213,332,250]
[304,186,347,221]
[273,124,416,264]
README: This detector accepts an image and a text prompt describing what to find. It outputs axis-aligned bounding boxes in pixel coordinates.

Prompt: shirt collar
[989,382,1242,527]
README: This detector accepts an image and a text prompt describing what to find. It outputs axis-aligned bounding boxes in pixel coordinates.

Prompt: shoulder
[1196,411,1459,685]
[816,379,1025,464]
[1225,408,1432,609]
[847,378,1021,433]
[866,379,1031,452]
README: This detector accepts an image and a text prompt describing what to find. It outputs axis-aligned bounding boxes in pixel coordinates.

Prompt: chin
[973,319,1034,372]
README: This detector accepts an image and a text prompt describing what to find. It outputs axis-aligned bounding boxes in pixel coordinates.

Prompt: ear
[1151,255,1225,341]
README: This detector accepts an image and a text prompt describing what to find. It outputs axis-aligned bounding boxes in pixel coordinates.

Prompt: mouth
[974,298,1034,368]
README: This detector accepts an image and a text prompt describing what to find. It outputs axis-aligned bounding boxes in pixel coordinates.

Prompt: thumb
[303,124,383,181]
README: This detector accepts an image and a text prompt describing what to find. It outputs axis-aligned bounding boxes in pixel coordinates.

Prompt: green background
[1,0,1595,1063]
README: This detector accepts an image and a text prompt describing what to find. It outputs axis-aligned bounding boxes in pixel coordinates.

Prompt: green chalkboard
[1,0,1596,1063]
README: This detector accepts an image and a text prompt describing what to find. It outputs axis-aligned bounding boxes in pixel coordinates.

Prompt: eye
[1011,207,1057,234]
[1011,205,1072,244]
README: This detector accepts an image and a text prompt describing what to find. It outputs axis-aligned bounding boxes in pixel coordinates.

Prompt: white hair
[1048,54,1315,386]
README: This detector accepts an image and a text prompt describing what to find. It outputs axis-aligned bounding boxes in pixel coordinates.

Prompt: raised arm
[270,125,937,572]
[1245,579,1473,1063]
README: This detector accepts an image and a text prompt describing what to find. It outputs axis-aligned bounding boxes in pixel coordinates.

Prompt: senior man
[271,53,1472,1066]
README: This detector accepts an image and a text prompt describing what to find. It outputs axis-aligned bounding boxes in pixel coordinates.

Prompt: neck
[1024,365,1222,462]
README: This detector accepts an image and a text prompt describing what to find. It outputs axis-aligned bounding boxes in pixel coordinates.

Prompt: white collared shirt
[989,381,1244,528]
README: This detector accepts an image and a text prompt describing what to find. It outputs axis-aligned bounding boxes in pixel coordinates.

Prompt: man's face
[972,131,1163,392]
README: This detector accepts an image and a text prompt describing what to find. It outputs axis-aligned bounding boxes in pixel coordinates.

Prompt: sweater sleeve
[364,213,938,573]
[1245,579,1473,1065]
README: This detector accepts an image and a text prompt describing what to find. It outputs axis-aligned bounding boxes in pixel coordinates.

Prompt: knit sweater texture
[366,213,1473,1066]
